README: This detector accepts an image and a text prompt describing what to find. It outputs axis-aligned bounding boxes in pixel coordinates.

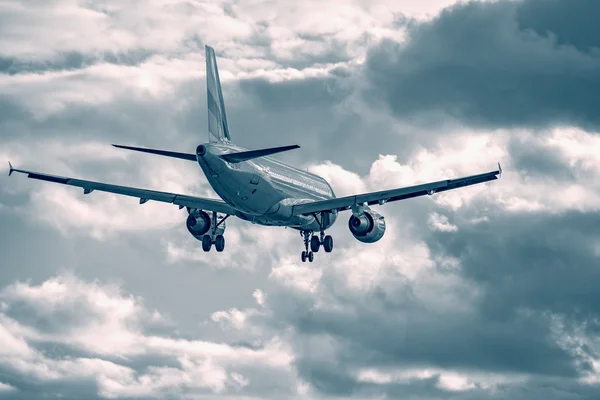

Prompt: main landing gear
[202,234,225,252]
[300,230,333,262]
[202,212,229,253]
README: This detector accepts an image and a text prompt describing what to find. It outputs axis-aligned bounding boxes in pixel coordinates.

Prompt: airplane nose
[196,145,206,156]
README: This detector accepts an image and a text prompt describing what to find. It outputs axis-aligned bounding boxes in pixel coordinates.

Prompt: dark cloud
[365,0,600,131]
[507,135,577,181]
[428,210,600,323]
[4,299,98,335]
[3,0,600,399]
[242,201,600,397]
[0,50,155,75]
[285,282,576,376]
[2,380,102,400]
[516,0,600,53]
[238,77,350,112]
[233,75,432,174]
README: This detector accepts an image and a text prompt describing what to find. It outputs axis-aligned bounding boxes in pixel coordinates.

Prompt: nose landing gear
[301,231,314,263]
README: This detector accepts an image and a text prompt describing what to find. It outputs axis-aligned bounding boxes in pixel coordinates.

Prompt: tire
[310,235,321,252]
[323,235,333,253]
[202,235,212,252]
[215,235,225,252]
[301,251,307,263]
[308,251,314,262]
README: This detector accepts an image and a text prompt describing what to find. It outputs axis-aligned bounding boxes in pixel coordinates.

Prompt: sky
[1,0,600,398]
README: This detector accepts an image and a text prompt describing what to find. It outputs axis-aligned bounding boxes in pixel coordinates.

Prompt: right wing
[8,163,236,215]
[293,164,502,215]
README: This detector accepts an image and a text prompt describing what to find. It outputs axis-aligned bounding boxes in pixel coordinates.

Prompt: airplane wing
[292,164,502,215]
[8,163,236,215]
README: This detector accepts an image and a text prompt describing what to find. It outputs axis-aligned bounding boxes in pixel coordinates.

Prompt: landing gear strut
[300,212,334,262]
[202,212,229,253]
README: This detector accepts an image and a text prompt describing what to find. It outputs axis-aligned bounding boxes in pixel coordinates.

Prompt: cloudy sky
[1,0,600,398]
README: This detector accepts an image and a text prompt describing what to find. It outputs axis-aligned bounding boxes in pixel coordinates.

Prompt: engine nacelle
[186,210,211,239]
[186,210,226,241]
[348,209,386,243]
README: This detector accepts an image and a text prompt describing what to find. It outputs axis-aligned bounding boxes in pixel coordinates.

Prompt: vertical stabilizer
[205,45,231,143]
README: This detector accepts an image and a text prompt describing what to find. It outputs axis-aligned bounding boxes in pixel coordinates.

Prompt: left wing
[293,163,502,215]
[8,163,236,215]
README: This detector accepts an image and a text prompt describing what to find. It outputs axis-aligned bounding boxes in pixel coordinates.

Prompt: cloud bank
[2,0,600,399]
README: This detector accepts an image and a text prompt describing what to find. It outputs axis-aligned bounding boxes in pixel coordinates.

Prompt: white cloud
[269,261,323,294]
[0,56,358,118]
[0,274,297,398]
[0,0,465,62]
[0,0,251,60]
[350,127,600,214]
[0,0,476,119]
[252,289,265,306]
[0,382,15,392]
[165,221,297,270]
[551,314,600,386]
[428,212,458,232]
[496,128,600,213]
[4,129,596,397]
[1,1,598,399]
[8,126,600,270]
[309,161,366,196]
[356,367,528,392]
[4,139,214,239]
[211,308,249,330]
[546,127,600,175]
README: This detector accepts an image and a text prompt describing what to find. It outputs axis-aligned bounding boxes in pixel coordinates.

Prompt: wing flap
[10,166,236,215]
[292,166,501,215]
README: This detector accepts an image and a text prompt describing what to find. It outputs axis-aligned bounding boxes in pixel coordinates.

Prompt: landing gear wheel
[308,251,314,262]
[202,235,212,252]
[323,235,333,253]
[310,236,321,252]
[301,251,307,263]
[215,235,225,252]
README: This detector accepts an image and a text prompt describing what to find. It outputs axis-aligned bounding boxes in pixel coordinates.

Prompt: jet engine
[186,210,211,239]
[348,209,386,243]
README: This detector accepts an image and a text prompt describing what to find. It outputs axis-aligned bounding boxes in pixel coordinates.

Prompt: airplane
[8,45,502,263]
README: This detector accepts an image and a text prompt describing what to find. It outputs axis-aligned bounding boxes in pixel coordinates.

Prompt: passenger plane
[9,46,502,262]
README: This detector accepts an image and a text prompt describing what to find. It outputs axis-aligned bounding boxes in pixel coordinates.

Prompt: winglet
[497,162,503,178]
[8,161,14,176]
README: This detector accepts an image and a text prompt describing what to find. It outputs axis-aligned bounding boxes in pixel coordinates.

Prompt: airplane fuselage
[196,142,338,231]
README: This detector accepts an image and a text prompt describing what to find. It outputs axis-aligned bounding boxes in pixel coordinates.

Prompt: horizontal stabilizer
[112,144,197,161]
[221,145,300,163]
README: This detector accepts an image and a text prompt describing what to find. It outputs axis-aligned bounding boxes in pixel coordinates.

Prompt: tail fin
[205,45,231,143]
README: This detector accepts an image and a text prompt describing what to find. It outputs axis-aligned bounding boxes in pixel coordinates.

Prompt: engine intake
[348,209,386,243]
[186,210,211,238]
